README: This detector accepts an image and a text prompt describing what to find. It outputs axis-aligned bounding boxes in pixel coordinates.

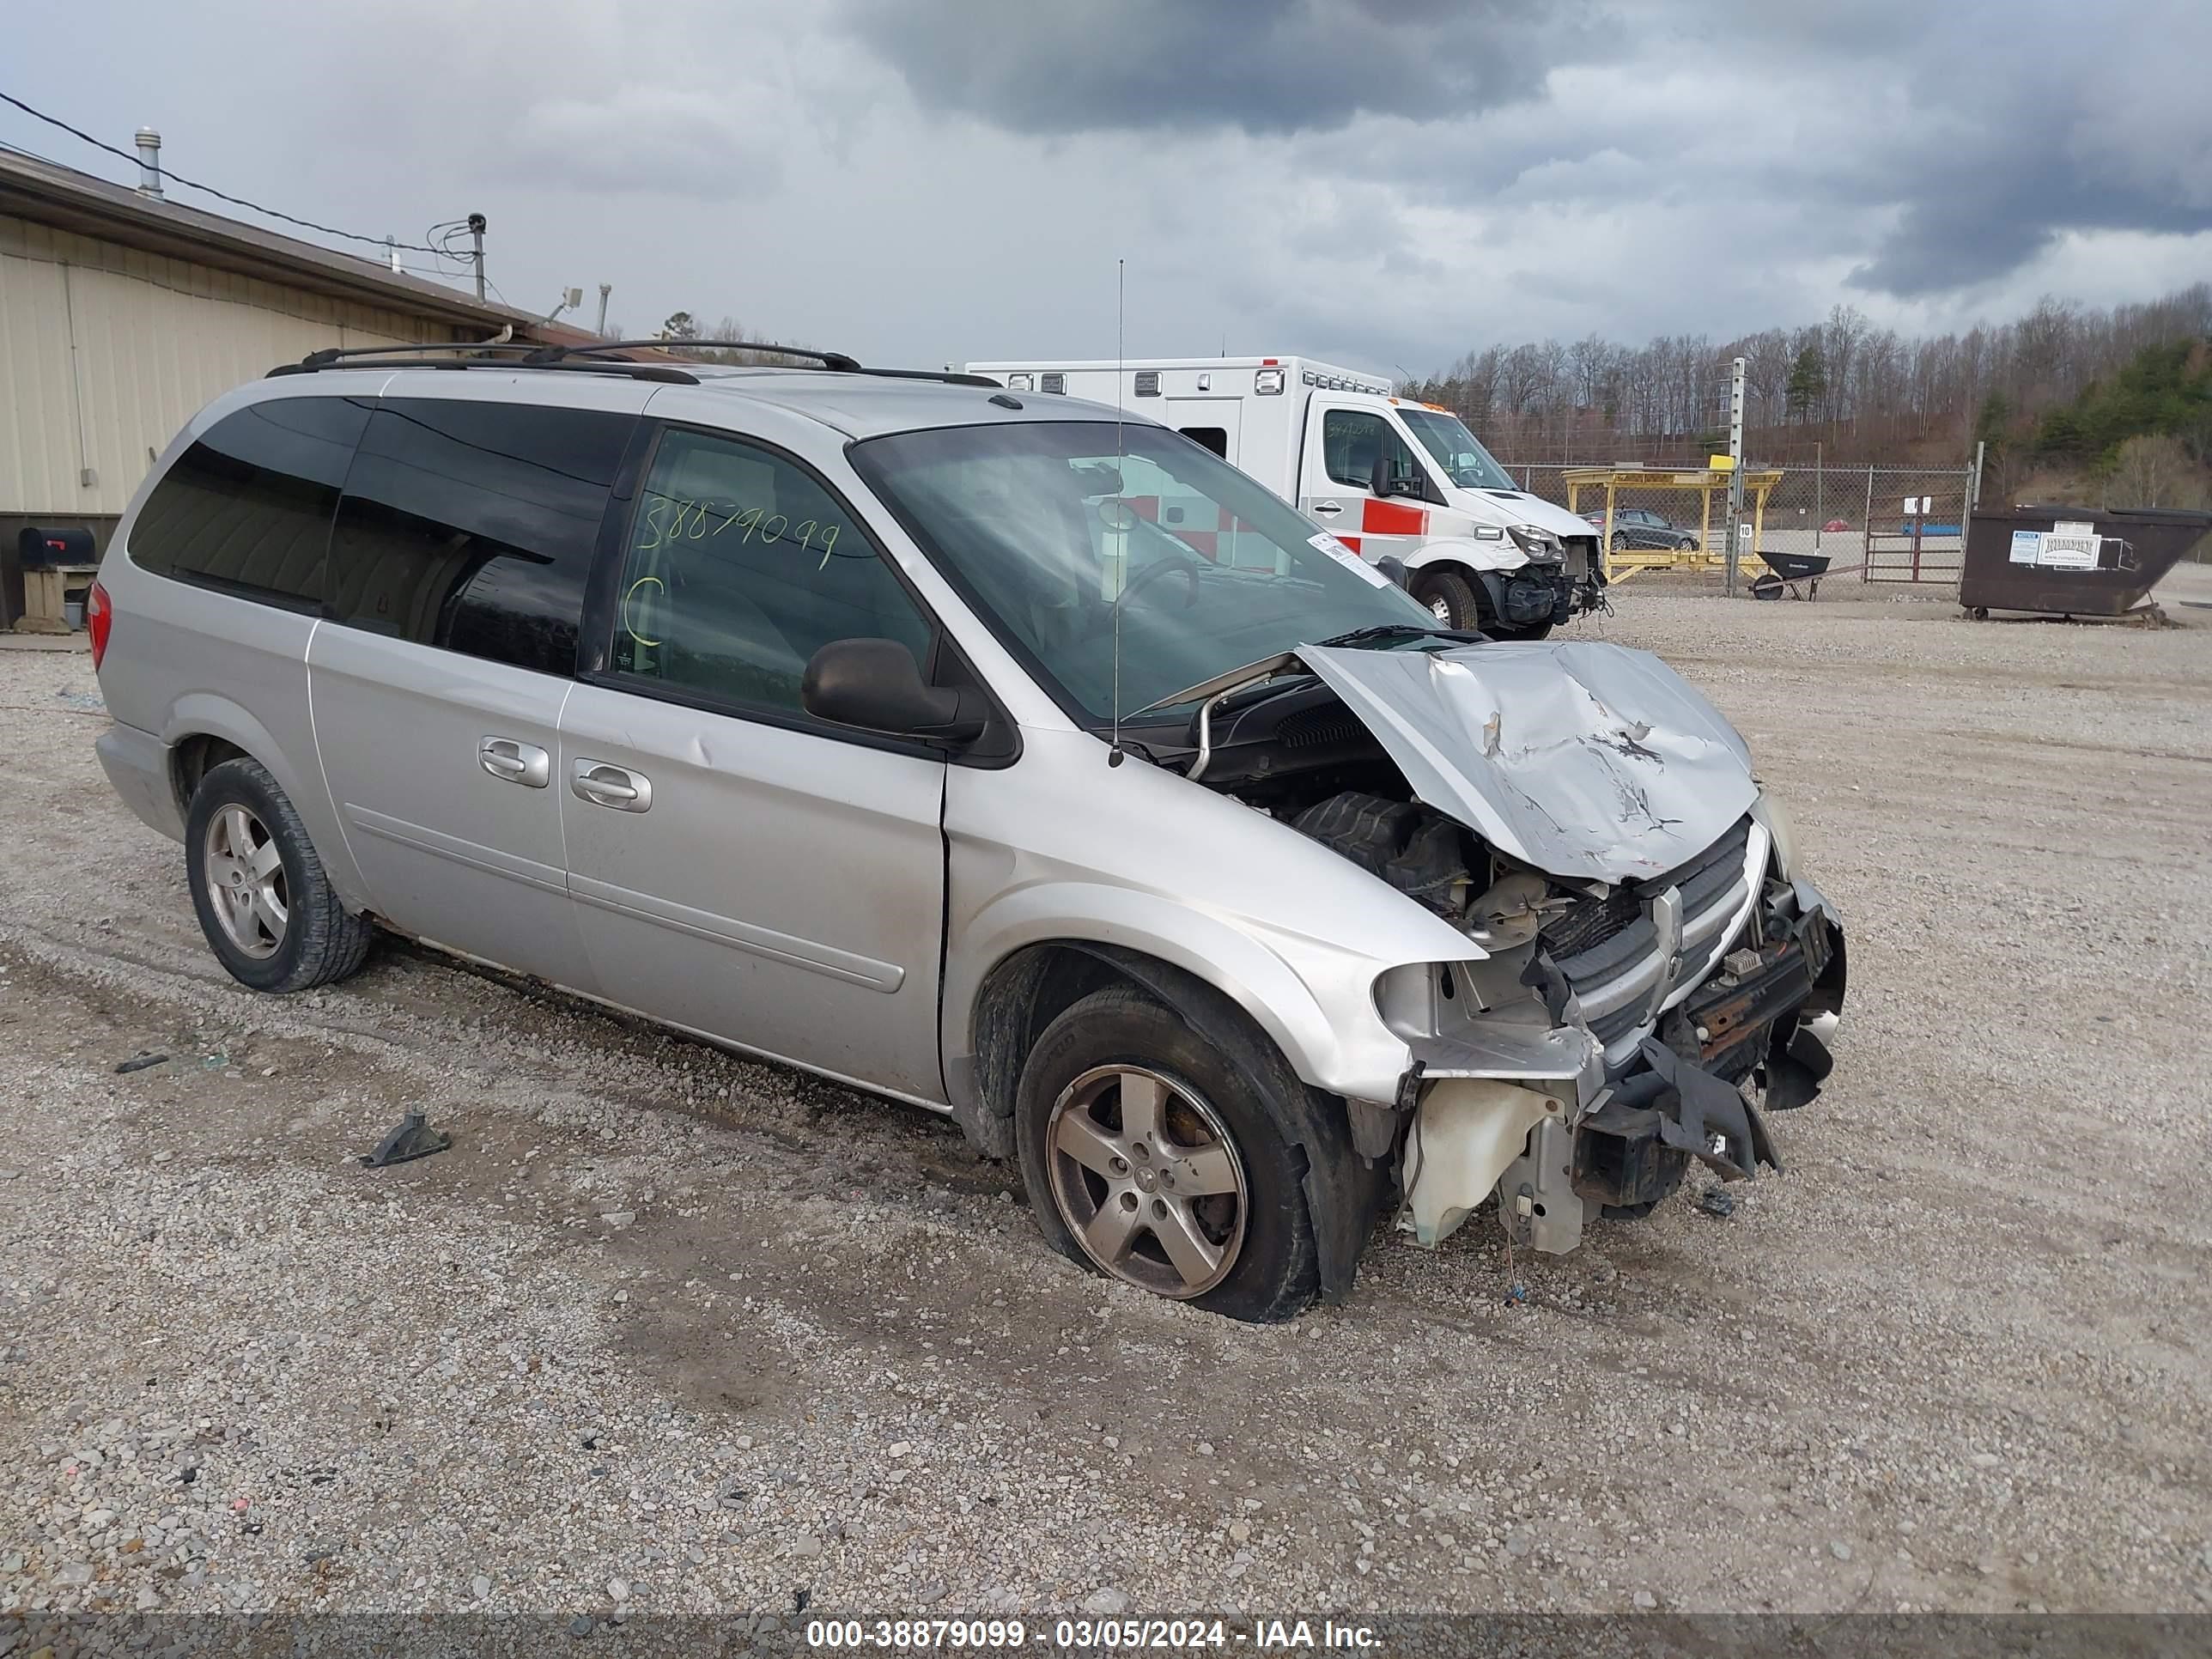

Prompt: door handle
[572,759,653,813]
[1311,500,1343,516]
[479,736,550,788]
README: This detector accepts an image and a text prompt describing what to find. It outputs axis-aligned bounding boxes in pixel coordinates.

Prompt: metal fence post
[1863,465,1875,566]
[1814,441,1823,552]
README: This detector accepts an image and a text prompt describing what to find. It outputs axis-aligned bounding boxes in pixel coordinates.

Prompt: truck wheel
[1411,568,1481,631]
[1014,985,1330,1322]
[185,757,374,994]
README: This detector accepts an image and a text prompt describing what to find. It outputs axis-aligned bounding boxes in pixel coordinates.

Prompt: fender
[161,691,370,908]
[944,880,1419,1122]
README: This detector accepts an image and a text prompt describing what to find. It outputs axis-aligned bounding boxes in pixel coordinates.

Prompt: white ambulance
[960,355,1605,639]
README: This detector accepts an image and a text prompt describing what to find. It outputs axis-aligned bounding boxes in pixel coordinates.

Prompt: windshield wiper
[1309,622,1448,647]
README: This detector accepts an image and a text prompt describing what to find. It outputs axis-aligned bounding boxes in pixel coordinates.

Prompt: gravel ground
[2,580,2209,1626]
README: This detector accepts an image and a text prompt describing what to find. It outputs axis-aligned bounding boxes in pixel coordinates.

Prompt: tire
[1410,567,1481,631]
[1611,531,1627,551]
[1751,574,1784,600]
[185,757,374,994]
[1014,984,1334,1323]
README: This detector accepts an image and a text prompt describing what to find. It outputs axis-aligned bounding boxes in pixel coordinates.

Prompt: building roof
[0,143,583,343]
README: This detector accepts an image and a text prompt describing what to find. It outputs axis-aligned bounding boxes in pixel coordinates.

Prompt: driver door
[1297,404,1428,566]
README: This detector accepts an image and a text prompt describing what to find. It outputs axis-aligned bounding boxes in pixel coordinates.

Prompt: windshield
[850,421,1441,723]
[1399,408,1516,492]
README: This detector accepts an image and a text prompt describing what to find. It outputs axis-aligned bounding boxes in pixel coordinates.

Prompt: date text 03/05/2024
[803,1617,1382,1650]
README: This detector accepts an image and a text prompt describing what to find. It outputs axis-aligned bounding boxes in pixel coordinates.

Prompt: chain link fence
[1504,461,1980,585]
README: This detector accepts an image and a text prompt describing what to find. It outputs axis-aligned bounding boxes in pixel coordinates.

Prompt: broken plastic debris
[114,1052,169,1074]
[360,1110,452,1168]
[1504,1282,1528,1305]
[1695,1188,1736,1218]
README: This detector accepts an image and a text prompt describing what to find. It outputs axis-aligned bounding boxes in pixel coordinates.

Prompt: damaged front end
[1191,637,1847,1255]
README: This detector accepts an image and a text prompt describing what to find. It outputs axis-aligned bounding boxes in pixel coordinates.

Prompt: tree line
[1405,283,2212,468]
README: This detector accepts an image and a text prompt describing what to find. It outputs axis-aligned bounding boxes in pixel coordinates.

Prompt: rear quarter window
[129,396,372,608]
[326,400,635,676]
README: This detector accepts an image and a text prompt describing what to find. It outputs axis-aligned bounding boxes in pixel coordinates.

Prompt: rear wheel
[1611,530,1628,551]
[1015,985,1328,1322]
[185,757,374,993]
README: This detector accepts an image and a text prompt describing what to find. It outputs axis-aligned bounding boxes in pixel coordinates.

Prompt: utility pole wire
[0,89,444,254]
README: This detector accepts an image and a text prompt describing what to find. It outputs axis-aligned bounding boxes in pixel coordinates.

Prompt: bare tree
[2106,434,2205,507]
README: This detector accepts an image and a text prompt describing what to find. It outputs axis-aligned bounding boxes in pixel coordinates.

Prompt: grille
[1544,814,1763,1066]
[1540,884,1640,959]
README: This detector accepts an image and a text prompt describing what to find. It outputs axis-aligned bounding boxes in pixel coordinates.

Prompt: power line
[0,88,444,254]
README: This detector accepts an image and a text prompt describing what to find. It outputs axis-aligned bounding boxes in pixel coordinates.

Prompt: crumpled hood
[1297,640,1757,885]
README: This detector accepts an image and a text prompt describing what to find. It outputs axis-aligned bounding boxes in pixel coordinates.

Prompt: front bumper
[1398,872,1845,1254]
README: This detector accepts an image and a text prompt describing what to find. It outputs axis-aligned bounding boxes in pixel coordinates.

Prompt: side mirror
[1373,556,1410,589]
[1369,453,1394,498]
[801,638,987,744]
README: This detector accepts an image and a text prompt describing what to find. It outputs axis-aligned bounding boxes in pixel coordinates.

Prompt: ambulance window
[1178,427,1228,459]
[1322,410,1416,493]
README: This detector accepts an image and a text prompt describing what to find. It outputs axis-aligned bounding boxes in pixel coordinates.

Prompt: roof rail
[267,358,698,385]
[537,340,1002,387]
[533,339,865,372]
[269,338,1003,391]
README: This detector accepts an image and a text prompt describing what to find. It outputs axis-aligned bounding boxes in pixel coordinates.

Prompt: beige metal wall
[0,213,462,520]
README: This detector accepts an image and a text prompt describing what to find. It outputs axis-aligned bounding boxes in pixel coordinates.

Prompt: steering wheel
[1118,548,1202,609]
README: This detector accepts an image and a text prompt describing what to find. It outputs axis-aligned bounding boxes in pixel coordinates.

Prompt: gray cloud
[837,0,2212,301]
[830,0,1602,135]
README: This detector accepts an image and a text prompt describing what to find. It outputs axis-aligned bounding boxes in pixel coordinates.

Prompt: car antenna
[1109,256,1128,769]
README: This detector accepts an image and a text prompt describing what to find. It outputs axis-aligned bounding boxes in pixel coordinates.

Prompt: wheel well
[964,940,1385,1304]
[966,942,1301,1155]
[171,735,250,815]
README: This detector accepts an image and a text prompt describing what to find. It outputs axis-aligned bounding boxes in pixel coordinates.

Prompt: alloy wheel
[1044,1065,1249,1298]
[203,804,289,959]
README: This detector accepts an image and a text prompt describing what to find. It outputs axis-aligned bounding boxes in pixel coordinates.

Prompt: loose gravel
[2,574,2209,1622]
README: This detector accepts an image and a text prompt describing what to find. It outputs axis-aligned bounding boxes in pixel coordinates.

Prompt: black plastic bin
[1959,504,2211,618]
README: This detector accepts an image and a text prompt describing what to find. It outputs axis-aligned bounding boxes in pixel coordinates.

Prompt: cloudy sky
[9,0,2209,377]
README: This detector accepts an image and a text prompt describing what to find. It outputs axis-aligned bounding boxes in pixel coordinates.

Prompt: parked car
[1583,506,1698,551]
[89,343,1847,1322]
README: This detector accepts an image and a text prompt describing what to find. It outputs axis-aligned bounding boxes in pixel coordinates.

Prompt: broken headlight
[1508,524,1564,562]
[1752,787,1797,878]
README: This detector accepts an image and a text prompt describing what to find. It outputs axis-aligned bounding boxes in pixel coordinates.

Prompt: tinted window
[1321,409,1419,493]
[130,396,370,607]
[326,400,634,675]
[1178,426,1229,459]
[611,427,933,717]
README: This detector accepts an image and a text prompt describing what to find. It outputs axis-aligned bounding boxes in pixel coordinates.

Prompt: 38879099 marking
[804,1617,1234,1649]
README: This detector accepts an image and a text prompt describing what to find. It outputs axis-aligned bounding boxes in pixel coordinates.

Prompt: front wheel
[1611,531,1628,550]
[1015,986,1330,1322]
[1410,567,1482,631]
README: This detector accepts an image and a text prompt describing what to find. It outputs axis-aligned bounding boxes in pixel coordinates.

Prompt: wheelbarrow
[1751,550,1838,599]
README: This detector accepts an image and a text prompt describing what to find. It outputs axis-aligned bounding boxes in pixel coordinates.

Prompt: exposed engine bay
[1139,638,1848,1255]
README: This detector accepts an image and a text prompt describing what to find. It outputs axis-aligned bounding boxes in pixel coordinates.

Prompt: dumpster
[1960,504,2212,619]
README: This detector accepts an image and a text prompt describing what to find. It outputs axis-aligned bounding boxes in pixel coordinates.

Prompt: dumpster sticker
[2040,531,2101,569]
[2008,527,2102,568]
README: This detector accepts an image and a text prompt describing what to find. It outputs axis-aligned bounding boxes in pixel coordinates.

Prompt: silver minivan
[90,344,1845,1322]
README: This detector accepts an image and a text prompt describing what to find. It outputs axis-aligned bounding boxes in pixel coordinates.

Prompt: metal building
[0,140,572,621]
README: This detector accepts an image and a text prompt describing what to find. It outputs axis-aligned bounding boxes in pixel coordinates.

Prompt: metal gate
[1860,468,1974,585]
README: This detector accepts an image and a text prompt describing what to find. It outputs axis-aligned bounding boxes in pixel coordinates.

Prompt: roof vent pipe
[133,128,163,199]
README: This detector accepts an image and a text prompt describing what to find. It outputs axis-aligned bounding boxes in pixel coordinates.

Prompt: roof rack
[531,340,1001,387]
[267,338,1003,390]
[270,351,699,386]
